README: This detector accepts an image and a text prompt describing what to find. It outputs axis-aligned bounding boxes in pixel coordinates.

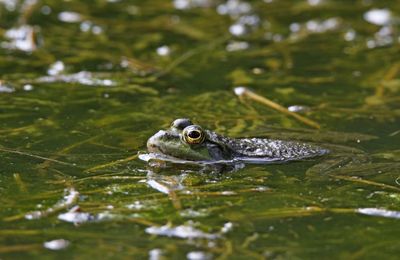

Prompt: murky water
[1,0,399,259]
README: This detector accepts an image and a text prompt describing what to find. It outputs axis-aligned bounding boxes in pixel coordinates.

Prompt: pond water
[1,0,399,259]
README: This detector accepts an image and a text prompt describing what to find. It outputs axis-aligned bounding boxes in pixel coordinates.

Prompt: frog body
[146,118,328,164]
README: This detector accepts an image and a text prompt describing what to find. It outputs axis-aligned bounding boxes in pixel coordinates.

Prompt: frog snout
[146,130,166,152]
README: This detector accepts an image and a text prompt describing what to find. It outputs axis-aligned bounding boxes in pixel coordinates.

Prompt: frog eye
[183,125,205,144]
[171,118,193,130]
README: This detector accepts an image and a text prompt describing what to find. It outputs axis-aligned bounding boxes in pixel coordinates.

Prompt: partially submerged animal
[144,118,328,164]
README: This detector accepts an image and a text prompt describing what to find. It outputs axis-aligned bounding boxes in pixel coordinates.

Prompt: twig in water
[234,87,321,129]
[330,175,400,191]
[13,173,28,193]
[84,154,138,173]
[0,146,78,167]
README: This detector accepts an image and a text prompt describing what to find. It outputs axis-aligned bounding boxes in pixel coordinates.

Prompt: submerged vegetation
[0,0,399,258]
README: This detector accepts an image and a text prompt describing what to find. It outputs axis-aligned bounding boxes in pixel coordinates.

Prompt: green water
[1,0,399,259]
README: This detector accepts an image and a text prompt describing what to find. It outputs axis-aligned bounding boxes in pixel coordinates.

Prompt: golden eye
[183,125,205,144]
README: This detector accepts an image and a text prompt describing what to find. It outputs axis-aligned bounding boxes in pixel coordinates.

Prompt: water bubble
[344,29,356,41]
[91,25,103,34]
[229,23,246,36]
[221,222,233,233]
[288,105,310,113]
[187,251,212,260]
[173,0,211,10]
[272,34,283,42]
[308,0,322,6]
[234,86,246,96]
[41,5,51,15]
[23,84,34,91]
[58,11,82,23]
[174,0,191,9]
[156,45,171,56]
[80,21,92,32]
[43,239,70,250]
[366,39,376,48]
[217,0,251,17]
[290,23,301,32]
[364,9,391,25]
[226,41,249,52]
[149,249,163,260]
[47,61,65,76]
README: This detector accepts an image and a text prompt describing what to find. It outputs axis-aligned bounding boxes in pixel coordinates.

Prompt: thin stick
[375,63,399,97]
[331,175,400,191]
[0,244,41,254]
[13,173,27,193]
[38,134,102,170]
[84,154,138,173]
[0,146,77,167]
[234,87,321,129]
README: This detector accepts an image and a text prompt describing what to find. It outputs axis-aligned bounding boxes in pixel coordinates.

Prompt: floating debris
[2,25,39,52]
[357,208,400,219]
[146,222,219,239]
[217,0,259,36]
[187,251,212,260]
[173,0,212,10]
[220,222,233,233]
[305,18,340,33]
[216,0,251,17]
[179,208,210,218]
[0,81,15,93]
[147,179,175,194]
[367,25,396,48]
[25,189,80,220]
[37,71,116,86]
[58,206,93,224]
[43,239,70,250]
[149,248,164,260]
[308,0,323,6]
[47,61,65,76]
[79,20,103,34]
[288,18,342,42]
[126,200,158,211]
[229,15,259,36]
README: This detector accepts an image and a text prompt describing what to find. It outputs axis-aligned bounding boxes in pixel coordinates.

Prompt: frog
[144,118,329,164]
